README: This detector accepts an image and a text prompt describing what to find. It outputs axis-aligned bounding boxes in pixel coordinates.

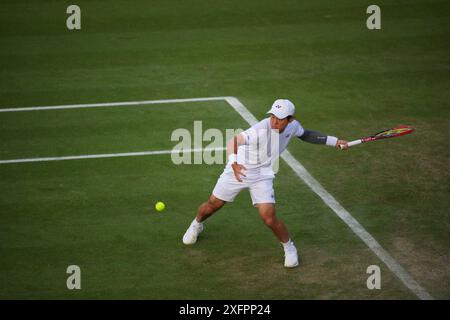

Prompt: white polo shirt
[223,118,304,180]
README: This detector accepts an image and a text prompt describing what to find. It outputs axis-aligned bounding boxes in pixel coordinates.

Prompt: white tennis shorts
[212,172,275,205]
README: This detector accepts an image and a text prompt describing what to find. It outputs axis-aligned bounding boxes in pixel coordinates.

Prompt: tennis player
[182,99,348,267]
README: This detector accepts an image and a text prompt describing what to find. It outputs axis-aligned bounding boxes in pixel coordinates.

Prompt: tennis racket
[339,125,415,149]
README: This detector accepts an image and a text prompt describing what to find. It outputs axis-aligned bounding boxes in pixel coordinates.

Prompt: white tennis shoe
[182,219,204,245]
[284,241,299,268]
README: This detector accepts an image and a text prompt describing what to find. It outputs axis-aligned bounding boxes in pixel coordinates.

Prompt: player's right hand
[336,139,349,150]
[231,163,247,182]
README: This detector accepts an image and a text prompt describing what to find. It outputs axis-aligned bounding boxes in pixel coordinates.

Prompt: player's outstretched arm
[298,129,349,150]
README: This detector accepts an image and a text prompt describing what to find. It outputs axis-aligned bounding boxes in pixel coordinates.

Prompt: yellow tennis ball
[155,201,165,212]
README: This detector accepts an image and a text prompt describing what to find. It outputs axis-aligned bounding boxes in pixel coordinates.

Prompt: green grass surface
[0,0,449,299]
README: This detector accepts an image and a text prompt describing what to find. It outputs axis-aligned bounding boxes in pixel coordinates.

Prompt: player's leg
[256,203,289,243]
[182,195,225,245]
[195,194,226,222]
[182,173,245,245]
[257,204,299,268]
[250,179,299,268]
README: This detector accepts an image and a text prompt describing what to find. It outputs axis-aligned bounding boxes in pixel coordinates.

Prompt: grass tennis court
[0,0,449,299]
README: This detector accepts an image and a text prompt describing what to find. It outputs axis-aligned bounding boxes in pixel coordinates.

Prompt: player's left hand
[336,139,349,150]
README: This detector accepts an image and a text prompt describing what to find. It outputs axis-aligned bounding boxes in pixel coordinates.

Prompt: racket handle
[339,139,362,149]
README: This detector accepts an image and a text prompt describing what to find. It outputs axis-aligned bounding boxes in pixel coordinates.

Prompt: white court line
[0,96,433,300]
[0,147,226,164]
[0,97,228,112]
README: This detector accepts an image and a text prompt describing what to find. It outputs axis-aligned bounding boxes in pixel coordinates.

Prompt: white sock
[282,239,293,250]
[192,218,202,226]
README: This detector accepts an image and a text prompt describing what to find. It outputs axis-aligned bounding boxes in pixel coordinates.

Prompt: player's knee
[208,197,224,211]
[263,216,276,227]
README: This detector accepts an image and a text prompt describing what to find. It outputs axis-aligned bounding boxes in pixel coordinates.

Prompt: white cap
[266,99,295,119]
